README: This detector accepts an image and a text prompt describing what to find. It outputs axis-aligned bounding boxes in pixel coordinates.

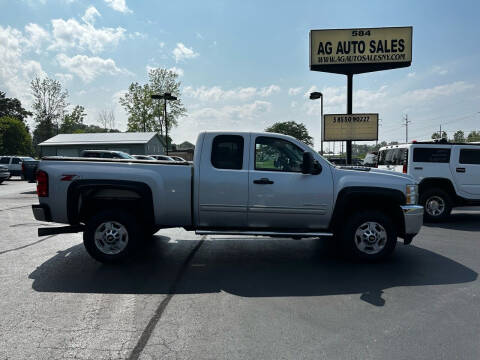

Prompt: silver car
[0,165,10,184]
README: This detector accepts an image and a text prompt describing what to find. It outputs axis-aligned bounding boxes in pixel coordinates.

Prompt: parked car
[0,165,10,184]
[32,131,423,263]
[80,150,134,159]
[363,152,378,167]
[378,140,480,221]
[0,156,35,178]
[131,155,156,160]
[149,155,175,161]
[22,159,40,183]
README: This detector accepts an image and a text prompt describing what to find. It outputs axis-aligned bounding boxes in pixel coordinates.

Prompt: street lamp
[151,92,177,155]
[309,91,323,155]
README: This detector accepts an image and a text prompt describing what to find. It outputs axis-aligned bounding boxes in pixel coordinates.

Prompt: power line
[402,114,411,143]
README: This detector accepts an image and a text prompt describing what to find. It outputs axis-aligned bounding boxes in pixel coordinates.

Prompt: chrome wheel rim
[425,196,445,217]
[94,221,129,255]
[354,221,387,255]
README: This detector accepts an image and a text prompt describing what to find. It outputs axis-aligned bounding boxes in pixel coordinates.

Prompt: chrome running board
[195,230,333,237]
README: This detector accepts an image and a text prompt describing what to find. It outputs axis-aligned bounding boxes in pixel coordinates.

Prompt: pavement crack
[127,236,206,360]
[0,234,57,255]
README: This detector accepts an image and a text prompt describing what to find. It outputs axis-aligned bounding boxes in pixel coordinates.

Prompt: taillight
[403,163,407,173]
[21,162,25,173]
[36,170,48,197]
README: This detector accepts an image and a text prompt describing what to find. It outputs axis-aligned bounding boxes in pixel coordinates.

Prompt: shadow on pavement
[423,212,480,231]
[29,236,477,306]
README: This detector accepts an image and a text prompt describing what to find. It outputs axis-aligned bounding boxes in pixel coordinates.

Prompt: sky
[1,0,479,150]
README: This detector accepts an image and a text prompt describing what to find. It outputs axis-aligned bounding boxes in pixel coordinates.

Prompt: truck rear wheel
[83,209,143,263]
[339,210,397,261]
[420,188,452,222]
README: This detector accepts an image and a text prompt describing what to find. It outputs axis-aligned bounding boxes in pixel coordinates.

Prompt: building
[38,132,166,157]
[176,141,195,151]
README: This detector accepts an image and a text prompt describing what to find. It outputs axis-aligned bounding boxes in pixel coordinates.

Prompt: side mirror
[302,152,314,174]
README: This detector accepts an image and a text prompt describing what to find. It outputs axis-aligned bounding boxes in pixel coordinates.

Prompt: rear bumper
[400,205,423,243]
[32,204,52,222]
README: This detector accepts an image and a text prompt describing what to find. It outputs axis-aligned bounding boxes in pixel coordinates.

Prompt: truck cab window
[255,137,303,172]
[211,135,244,170]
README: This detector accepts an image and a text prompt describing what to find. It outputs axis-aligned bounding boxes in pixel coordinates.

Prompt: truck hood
[331,165,416,198]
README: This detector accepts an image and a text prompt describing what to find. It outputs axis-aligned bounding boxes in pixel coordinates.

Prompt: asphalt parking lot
[1,179,480,359]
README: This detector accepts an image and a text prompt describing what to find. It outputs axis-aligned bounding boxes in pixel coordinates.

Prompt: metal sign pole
[346,74,353,165]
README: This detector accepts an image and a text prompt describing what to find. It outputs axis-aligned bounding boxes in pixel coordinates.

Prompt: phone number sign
[323,113,379,141]
[310,27,412,74]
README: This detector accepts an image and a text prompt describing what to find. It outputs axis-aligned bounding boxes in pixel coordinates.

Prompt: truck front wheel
[83,209,143,263]
[339,210,397,261]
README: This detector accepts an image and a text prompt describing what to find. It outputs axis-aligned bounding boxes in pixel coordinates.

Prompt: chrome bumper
[400,205,423,243]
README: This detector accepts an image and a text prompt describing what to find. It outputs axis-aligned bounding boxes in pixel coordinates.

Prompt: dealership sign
[310,27,412,74]
[323,113,378,141]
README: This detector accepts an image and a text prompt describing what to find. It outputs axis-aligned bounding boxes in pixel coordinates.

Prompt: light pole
[151,92,177,155]
[309,91,323,155]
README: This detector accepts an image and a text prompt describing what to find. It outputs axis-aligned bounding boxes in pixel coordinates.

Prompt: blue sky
[1,0,479,149]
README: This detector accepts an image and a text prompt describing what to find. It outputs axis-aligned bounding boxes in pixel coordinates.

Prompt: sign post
[310,26,412,163]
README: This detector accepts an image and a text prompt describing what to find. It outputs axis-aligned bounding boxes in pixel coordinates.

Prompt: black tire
[420,188,452,222]
[83,209,144,263]
[0,180,3,184]
[339,210,397,261]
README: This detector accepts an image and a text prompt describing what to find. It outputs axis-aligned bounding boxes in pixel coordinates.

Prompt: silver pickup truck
[32,131,423,263]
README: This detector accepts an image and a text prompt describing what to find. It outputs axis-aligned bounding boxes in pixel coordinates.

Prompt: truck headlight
[406,184,418,205]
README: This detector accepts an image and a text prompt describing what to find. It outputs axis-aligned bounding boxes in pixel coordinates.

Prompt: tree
[0,116,34,156]
[265,121,314,146]
[31,77,69,146]
[0,91,32,123]
[60,105,87,133]
[119,68,186,134]
[453,130,465,143]
[467,131,480,142]
[97,108,115,131]
[431,131,447,140]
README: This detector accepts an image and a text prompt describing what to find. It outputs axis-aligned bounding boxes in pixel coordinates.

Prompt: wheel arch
[418,177,456,199]
[67,179,155,227]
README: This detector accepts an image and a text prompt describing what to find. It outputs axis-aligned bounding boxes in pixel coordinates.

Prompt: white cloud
[407,72,416,78]
[184,85,280,102]
[81,6,101,24]
[172,43,199,62]
[128,31,146,39]
[24,23,50,52]
[259,85,280,97]
[104,0,132,13]
[56,53,127,82]
[0,25,46,103]
[49,17,126,53]
[168,66,184,76]
[432,65,448,75]
[288,87,303,96]
[54,72,73,83]
[401,81,473,103]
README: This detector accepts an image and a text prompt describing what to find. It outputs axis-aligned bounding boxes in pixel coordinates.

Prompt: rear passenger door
[451,146,480,197]
[197,134,250,228]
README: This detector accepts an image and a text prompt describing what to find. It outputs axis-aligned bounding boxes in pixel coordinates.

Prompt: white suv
[378,140,480,221]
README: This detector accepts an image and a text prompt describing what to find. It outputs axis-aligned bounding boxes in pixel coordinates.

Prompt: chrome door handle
[253,178,274,184]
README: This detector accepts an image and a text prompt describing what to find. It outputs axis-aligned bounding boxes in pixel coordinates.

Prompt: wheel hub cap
[94,221,129,255]
[426,196,445,216]
[354,221,387,255]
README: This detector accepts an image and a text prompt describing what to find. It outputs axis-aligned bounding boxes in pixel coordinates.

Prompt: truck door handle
[253,178,274,184]
[414,167,423,170]
[456,167,466,173]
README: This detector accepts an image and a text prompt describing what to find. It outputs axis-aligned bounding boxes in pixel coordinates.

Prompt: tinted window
[211,135,244,170]
[377,148,408,165]
[413,148,450,163]
[83,152,99,157]
[11,158,21,164]
[0,157,10,164]
[460,149,480,165]
[255,137,304,172]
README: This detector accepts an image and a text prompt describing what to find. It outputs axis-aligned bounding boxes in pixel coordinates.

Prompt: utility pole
[402,114,411,143]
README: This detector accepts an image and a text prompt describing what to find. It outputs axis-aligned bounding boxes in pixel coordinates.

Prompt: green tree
[453,130,465,143]
[0,91,32,123]
[60,105,87,133]
[0,116,34,156]
[31,77,69,146]
[265,121,314,146]
[431,131,447,140]
[467,131,480,142]
[119,68,186,134]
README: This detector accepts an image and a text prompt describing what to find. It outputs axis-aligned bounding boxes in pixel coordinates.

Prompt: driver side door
[247,135,333,230]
